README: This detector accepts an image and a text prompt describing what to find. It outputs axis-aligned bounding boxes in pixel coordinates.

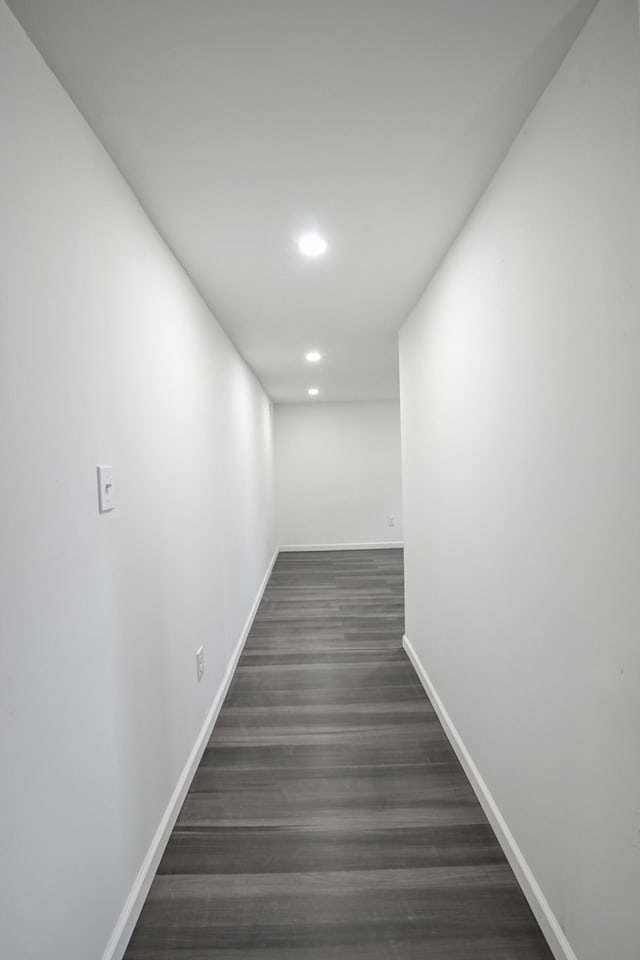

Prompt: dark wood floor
[124,549,553,959]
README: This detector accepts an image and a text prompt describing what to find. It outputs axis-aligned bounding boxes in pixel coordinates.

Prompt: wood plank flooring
[124,549,553,960]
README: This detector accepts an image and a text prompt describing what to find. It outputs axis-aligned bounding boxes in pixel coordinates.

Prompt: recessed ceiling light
[305,350,322,363]
[308,387,319,397]
[298,232,328,257]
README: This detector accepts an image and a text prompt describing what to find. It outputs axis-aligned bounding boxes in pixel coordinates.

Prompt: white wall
[399,1,640,958]
[275,401,403,548]
[0,6,275,960]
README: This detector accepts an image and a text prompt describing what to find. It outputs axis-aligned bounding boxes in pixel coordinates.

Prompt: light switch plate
[97,465,114,513]
[196,646,205,683]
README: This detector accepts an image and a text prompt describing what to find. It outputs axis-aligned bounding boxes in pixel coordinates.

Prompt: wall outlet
[196,646,204,683]
[387,515,396,527]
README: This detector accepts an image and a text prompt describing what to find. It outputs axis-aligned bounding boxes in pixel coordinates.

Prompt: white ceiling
[7,0,597,402]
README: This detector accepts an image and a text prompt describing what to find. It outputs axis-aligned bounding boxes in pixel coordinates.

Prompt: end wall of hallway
[275,400,404,550]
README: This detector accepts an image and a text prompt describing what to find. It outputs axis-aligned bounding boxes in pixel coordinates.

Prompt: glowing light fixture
[308,387,319,397]
[305,350,322,363]
[298,232,327,257]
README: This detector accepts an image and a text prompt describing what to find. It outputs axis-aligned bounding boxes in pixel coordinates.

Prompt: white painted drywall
[399,1,640,957]
[275,401,403,548]
[0,7,275,960]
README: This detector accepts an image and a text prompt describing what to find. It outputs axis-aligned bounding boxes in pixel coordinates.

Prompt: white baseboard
[279,541,404,552]
[402,634,577,960]
[103,546,279,960]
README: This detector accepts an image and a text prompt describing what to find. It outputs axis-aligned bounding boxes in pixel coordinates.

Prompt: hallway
[123,549,551,959]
